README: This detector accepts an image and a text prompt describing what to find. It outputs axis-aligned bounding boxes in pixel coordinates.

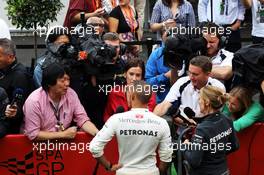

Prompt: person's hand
[183,139,190,144]
[63,126,77,139]
[231,20,241,31]
[186,118,197,126]
[163,19,176,29]
[93,8,105,16]
[164,70,171,79]
[109,163,122,171]
[5,104,17,118]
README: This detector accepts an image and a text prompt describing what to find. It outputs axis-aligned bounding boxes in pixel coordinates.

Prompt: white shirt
[89,108,172,175]
[165,76,226,117]
[0,18,11,39]
[211,49,234,67]
[198,0,245,25]
[251,0,264,37]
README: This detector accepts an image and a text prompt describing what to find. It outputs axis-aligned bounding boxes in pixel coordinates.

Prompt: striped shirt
[150,0,196,27]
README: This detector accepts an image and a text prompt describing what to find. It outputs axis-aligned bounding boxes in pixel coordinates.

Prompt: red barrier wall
[0,133,119,175]
[1,123,264,175]
[227,123,264,175]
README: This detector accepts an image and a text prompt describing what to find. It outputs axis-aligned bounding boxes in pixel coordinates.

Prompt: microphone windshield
[184,107,195,119]
[11,88,24,106]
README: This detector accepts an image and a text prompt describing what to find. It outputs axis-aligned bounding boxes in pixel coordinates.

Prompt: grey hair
[0,38,16,55]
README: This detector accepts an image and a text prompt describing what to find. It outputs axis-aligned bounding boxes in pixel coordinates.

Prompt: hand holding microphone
[166,105,197,126]
[4,88,23,119]
[5,105,17,118]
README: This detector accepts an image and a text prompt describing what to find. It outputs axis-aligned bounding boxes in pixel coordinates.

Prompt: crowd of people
[1,0,264,174]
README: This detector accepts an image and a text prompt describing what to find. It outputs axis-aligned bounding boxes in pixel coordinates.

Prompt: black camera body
[163,34,207,71]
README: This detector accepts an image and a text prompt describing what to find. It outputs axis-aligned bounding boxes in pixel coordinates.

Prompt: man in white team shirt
[154,56,226,118]
[89,80,172,175]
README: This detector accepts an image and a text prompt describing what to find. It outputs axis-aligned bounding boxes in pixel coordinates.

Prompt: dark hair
[203,22,222,41]
[125,58,145,79]
[0,38,16,55]
[189,56,212,73]
[46,26,70,43]
[102,32,119,41]
[162,0,184,7]
[128,80,152,104]
[41,63,67,91]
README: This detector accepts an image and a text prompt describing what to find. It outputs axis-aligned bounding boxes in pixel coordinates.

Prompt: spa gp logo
[0,151,34,174]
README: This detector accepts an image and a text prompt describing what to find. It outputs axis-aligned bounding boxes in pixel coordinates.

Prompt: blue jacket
[145,46,170,103]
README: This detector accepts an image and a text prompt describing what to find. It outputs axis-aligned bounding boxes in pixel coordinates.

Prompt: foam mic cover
[183,107,195,119]
[10,88,24,106]
[115,106,125,114]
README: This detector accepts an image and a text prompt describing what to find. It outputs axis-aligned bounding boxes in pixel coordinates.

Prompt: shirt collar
[131,108,149,112]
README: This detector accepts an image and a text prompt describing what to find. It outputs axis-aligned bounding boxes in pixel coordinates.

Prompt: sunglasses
[87,23,104,27]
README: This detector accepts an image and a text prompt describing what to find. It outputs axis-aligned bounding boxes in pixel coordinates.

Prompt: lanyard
[50,102,65,131]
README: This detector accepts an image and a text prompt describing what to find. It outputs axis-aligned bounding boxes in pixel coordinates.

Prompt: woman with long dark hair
[103,58,156,122]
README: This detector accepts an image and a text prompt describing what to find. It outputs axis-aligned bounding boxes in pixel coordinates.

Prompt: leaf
[6,0,64,30]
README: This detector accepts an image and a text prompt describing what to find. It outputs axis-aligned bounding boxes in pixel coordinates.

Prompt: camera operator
[202,23,234,83]
[86,16,105,37]
[145,31,185,104]
[154,56,225,118]
[198,0,245,53]
[33,26,71,88]
[78,31,126,129]
[182,85,239,175]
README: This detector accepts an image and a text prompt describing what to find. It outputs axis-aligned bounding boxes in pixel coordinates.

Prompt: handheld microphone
[115,106,125,114]
[183,107,195,119]
[166,106,195,126]
[10,88,24,107]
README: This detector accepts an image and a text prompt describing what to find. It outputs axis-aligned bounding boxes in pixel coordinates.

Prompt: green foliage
[5,0,64,29]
